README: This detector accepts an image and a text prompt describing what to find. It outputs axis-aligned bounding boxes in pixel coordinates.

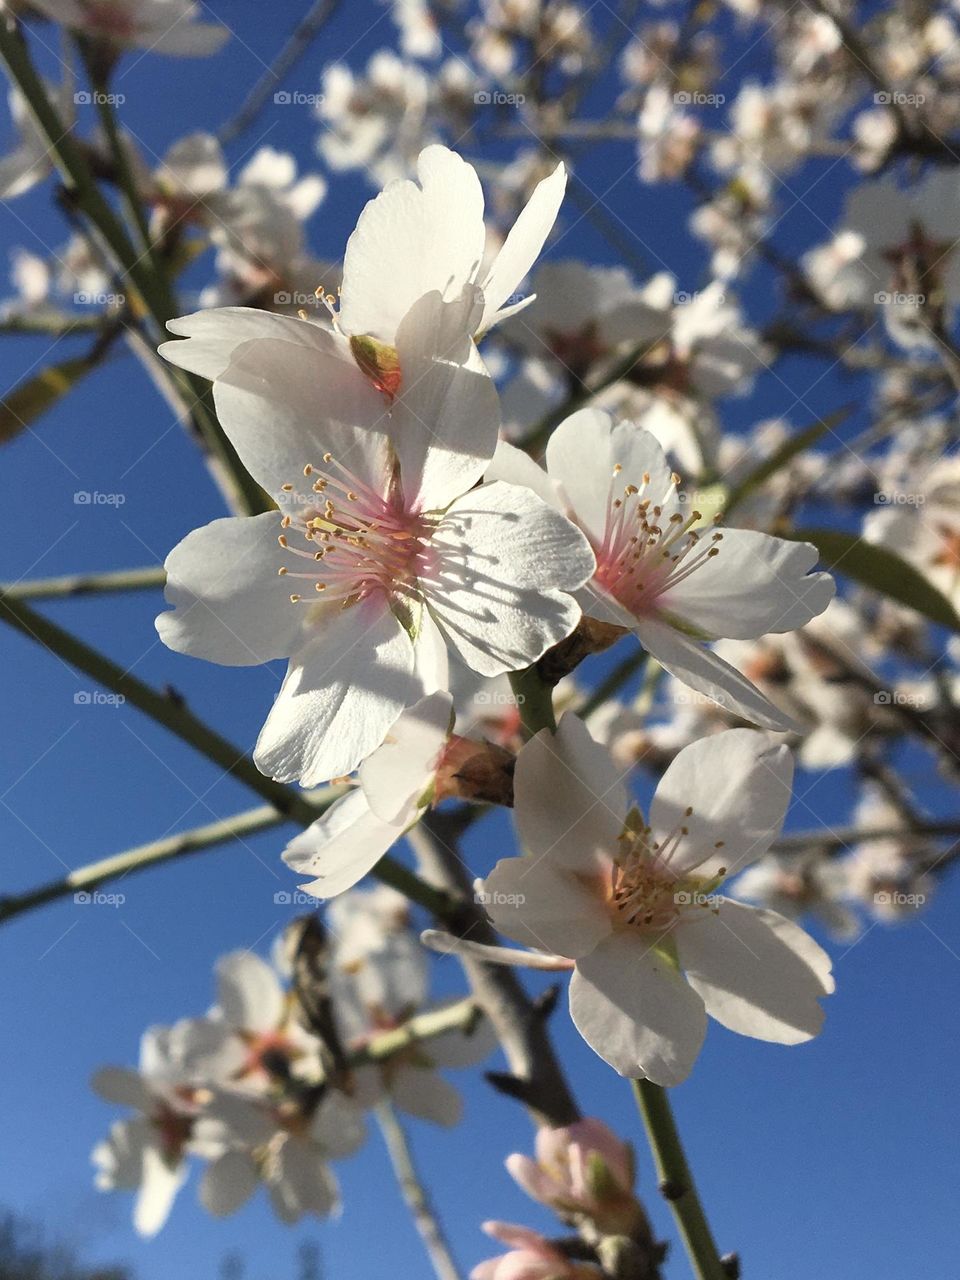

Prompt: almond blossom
[473,1223,602,1280]
[325,884,497,1125]
[91,1024,211,1237]
[283,691,512,898]
[334,143,567,345]
[27,0,229,56]
[157,288,594,784]
[490,408,834,730]
[194,1086,366,1223]
[478,714,834,1085]
[506,1118,642,1235]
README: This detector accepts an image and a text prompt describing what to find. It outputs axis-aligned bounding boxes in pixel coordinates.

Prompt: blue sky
[1,2,958,1277]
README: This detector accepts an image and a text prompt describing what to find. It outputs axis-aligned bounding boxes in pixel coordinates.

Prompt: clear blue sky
[1,3,958,1277]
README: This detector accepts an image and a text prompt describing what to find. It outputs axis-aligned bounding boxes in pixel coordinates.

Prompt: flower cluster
[91,888,492,1234]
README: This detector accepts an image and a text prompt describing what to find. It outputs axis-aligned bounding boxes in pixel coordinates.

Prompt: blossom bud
[506,1118,641,1235]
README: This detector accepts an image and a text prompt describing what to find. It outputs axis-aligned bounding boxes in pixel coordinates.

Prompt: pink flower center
[277,454,436,610]
[592,465,723,618]
[610,814,725,934]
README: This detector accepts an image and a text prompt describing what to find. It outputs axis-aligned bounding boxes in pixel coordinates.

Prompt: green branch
[632,1080,729,1280]
[0,804,295,922]
[0,19,268,516]
[0,591,457,921]
[0,566,165,600]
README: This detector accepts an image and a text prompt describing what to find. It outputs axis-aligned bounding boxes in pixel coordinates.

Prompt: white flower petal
[211,330,391,501]
[200,1151,259,1218]
[254,598,419,786]
[338,145,486,343]
[650,729,793,879]
[91,1067,152,1111]
[133,1145,186,1238]
[160,307,320,380]
[514,711,628,870]
[485,439,561,509]
[569,934,707,1085]
[308,1092,367,1157]
[283,789,401,898]
[664,531,835,639]
[425,481,594,677]
[635,618,800,731]
[267,1138,340,1223]
[479,852,613,958]
[546,413,678,544]
[216,952,285,1034]
[391,288,499,510]
[157,512,304,667]
[359,691,452,824]
[677,899,834,1043]
[479,161,566,330]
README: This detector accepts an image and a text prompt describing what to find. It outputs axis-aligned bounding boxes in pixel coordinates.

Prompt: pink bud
[505,1118,640,1234]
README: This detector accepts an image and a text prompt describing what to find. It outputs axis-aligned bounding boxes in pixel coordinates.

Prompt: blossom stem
[0,804,300,922]
[631,1080,728,1280]
[79,38,157,269]
[0,591,458,922]
[0,566,165,600]
[375,1100,463,1280]
[509,666,556,736]
[0,18,267,517]
[358,998,481,1066]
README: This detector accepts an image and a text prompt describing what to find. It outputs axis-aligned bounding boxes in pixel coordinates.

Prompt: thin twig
[375,1101,462,1280]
